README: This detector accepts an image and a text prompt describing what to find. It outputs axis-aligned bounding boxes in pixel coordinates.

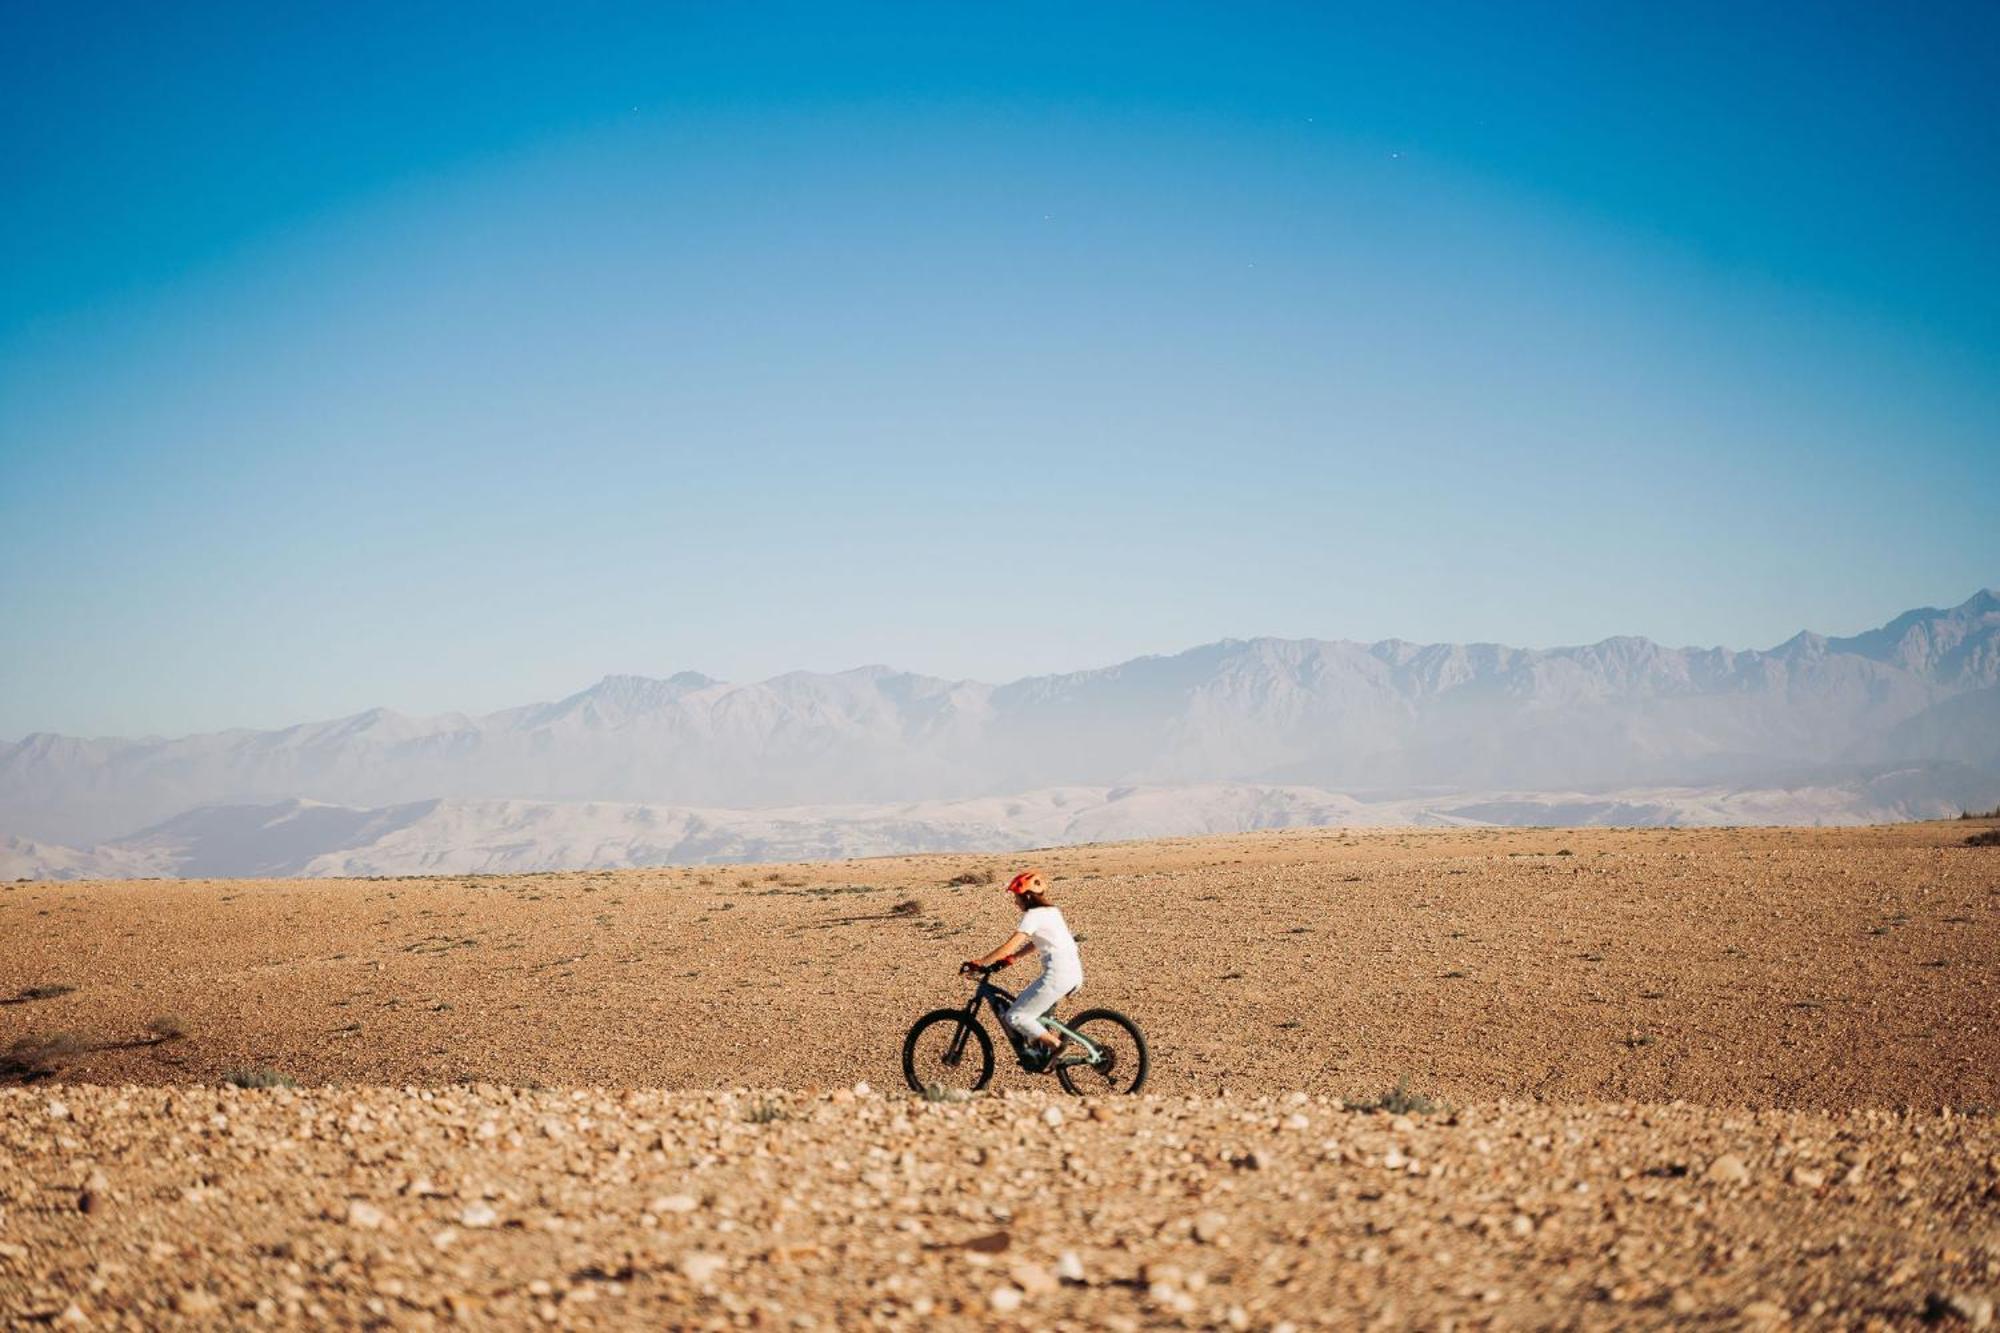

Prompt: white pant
[1006,969,1081,1040]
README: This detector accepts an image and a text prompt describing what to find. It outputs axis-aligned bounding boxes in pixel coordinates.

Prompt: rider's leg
[1005,975,1064,1051]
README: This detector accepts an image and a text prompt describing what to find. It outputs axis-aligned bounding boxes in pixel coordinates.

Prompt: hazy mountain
[3,591,1995,850]
[8,763,1993,882]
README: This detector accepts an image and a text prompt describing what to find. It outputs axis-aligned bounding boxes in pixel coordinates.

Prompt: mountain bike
[901,965,1148,1095]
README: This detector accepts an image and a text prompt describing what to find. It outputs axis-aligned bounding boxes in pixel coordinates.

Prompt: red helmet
[1006,869,1047,898]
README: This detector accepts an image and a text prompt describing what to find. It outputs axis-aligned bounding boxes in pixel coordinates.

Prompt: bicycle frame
[957,974,1104,1071]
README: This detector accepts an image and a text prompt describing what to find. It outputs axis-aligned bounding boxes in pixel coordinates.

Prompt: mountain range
[4,590,1996,877]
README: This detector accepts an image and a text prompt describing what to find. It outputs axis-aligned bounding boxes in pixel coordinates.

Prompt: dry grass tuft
[1344,1078,1444,1117]
[222,1067,297,1089]
[3,1032,86,1080]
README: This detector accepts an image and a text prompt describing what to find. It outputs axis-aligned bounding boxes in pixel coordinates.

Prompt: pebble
[681,1253,727,1285]
[344,1201,385,1230]
[174,1289,220,1316]
[1056,1250,1086,1283]
[1738,1298,1788,1326]
[989,1285,1024,1313]
[1707,1154,1752,1185]
[1042,1106,1064,1128]
[459,1202,499,1228]
[1946,1294,1996,1330]
[650,1194,699,1214]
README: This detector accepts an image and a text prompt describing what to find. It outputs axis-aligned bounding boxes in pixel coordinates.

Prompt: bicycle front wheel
[1056,1009,1149,1095]
[902,1010,995,1094]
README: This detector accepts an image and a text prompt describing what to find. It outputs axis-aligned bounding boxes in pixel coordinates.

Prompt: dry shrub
[1967,829,2000,848]
[146,1015,187,1041]
[891,898,923,916]
[223,1067,297,1089]
[947,868,997,887]
[3,1032,85,1079]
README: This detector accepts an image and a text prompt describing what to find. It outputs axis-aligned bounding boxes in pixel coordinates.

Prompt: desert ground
[3,821,1997,1328]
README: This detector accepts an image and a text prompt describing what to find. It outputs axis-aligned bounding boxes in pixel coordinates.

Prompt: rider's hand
[959,960,982,977]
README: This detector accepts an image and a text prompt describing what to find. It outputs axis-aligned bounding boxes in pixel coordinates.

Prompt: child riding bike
[960,869,1082,1071]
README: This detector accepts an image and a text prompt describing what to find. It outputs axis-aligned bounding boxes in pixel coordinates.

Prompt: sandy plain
[2,821,1997,1328]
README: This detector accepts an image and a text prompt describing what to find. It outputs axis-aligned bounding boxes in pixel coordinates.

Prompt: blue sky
[2,1,1995,738]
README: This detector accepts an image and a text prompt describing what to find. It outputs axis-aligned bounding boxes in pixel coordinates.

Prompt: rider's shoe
[1027,1038,1068,1073]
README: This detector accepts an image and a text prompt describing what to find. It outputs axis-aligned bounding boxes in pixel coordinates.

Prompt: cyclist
[960,869,1083,1070]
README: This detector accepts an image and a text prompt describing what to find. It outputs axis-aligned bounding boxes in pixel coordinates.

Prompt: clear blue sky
[3,1,1996,738]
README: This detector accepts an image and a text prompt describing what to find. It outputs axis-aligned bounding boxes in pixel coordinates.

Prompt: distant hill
[7,765,1997,882]
[3,590,1995,861]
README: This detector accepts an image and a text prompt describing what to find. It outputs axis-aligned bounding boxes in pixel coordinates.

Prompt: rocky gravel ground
[4,823,1996,1109]
[3,1084,1997,1330]
[4,823,1997,1327]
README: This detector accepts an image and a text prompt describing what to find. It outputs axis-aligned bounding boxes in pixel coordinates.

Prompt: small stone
[175,1289,220,1316]
[1789,1166,1826,1189]
[1042,1106,1064,1128]
[1009,1262,1056,1296]
[1192,1211,1229,1245]
[45,1100,70,1120]
[1284,1113,1310,1131]
[1382,1148,1408,1170]
[460,1202,499,1228]
[989,1286,1024,1313]
[852,1080,872,1097]
[1055,1250,1085,1283]
[346,1200,385,1230]
[1707,1154,1752,1185]
[1945,1295,1996,1330]
[1389,1115,1416,1133]
[432,1228,459,1250]
[650,1194,699,1215]
[681,1252,727,1285]
[1738,1299,1788,1327]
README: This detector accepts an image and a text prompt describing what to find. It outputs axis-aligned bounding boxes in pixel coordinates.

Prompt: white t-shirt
[1018,906,1083,983]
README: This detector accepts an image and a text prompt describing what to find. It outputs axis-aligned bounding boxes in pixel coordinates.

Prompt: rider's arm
[965,931,1033,971]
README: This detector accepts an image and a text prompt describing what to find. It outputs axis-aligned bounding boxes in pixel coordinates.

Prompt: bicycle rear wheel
[902,1010,995,1094]
[1055,1009,1149,1095]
